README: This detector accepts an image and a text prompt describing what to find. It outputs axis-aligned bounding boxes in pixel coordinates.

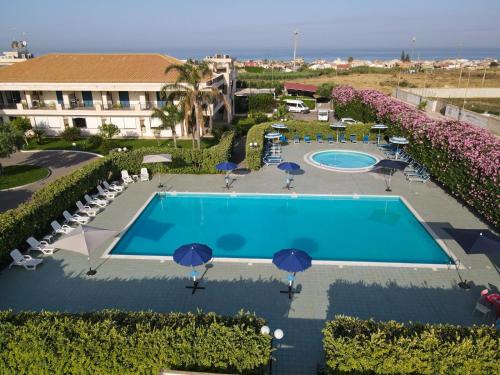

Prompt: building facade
[0,53,236,138]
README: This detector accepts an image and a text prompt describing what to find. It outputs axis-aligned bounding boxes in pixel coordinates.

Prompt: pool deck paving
[0,141,498,375]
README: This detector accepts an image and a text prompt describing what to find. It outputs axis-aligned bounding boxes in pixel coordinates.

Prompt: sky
[1,0,499,55]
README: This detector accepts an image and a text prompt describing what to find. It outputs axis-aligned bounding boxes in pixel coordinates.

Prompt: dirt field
[290,68,500,95]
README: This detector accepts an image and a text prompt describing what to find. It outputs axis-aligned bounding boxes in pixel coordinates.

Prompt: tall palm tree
[150,103,184,148]
[161,62,231,149]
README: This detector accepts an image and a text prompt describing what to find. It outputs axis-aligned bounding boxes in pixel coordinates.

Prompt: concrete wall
[402,87,500,99]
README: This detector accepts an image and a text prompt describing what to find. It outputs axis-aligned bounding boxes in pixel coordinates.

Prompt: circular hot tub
[306,150,378,172]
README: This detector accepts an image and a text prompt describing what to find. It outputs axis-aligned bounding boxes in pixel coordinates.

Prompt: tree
[316,83,335,99]
[405,53,411,62]
[150,103,184,148]
[0,124,23,176]
[347,56,354,63]
[273,103,289,121]
[400,50,406,62]
[10,117,32,145]
[161,62,231,149]
[99,123,120,141]
[490,61,498,68]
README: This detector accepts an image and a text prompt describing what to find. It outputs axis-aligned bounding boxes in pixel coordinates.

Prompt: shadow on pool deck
[0,257,497,374]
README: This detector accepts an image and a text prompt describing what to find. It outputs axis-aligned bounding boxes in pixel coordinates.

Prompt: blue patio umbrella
[278,162,300,189]
[173,243,213,294]
[216,161,238,189]
[273,248,312,299]
[330,122,346,143]
[373,159,408,192]
[371,124,388,144]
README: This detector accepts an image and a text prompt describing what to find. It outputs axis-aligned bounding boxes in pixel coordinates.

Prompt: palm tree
[150,103,184,148]
[161,62,231,149]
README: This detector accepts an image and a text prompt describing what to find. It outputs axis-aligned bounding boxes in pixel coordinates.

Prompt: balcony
[0,103,18,109]
[66,102,96,110]
[140,101,160,110]
[24,101,57,110]
[103,101,134,110]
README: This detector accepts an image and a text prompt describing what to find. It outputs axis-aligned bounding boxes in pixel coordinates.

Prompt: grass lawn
[0,165,49,190]
[25,137,218,155]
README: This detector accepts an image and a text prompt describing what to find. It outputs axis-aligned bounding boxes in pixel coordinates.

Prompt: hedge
[248,93,276,113]
[332,86,500,228]
[323,316,500,375]
[245,121,377,170]
[0,132,234,266]
[0,310,271,374]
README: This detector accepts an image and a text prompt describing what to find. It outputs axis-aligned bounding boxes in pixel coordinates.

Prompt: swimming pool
[307,150,378,171]
[109,193,453,266]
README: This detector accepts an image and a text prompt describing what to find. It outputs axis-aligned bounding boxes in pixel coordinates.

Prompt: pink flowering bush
[333,86,500,227]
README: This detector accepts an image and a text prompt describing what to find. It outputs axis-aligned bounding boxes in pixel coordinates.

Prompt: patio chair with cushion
[9,249,43,270]
[26,237,55,255]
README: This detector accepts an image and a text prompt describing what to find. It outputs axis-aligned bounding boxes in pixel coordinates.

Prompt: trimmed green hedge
[0,310,271,374]
[323,316,500,375]
[245,121,376,170]
[333,98,377,123]
[0,132,234,266]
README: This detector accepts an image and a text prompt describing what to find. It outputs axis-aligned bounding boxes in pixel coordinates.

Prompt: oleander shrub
[0,132,234,266]
[248,93,276,113]
[332,86,500,228]
[323,316,500,375]
[245,121,376,170]
[0,310,271,374]
[60,126,81,141]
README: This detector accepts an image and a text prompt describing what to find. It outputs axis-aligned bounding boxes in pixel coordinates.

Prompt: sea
[31,47,500,62]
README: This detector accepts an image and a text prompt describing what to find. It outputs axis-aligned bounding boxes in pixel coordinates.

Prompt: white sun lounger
[85,194,108,208]
[9,249,43,270]
[121,170,135,184]
[140,167,149,181]
[76,201,98,216]
[103,180,124,192]
[97,185,116,199]
[26,236,55,255]
[63,210,90,225]
[51,220,74,235]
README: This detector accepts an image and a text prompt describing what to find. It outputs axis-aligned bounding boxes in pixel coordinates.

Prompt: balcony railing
[0,103,18,109]
[103,101,134,110]
[66,102,95,110]
[24,101,57,110]
[140,101,161,110]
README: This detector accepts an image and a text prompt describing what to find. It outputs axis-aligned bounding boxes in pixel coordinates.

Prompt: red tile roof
[284,82,318,93]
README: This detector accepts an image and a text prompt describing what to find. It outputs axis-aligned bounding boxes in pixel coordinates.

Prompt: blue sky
[1,0,499,54]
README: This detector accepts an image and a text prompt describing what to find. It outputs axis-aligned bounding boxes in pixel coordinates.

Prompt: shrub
[87,134,103,148]
[61,126,81,141]
[332,86,500,227]
[31,128,45,144]
[0,310,271,374]
[248,94,275,113]
[323,316,500,375]
[249,111,269,124]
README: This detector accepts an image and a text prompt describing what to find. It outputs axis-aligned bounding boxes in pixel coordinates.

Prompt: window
[6,91,21,104]
[119,91,130,108]
[156,91,165,107]
[81,91,93,107]
[56,91,64,105]
[72,118,87,128]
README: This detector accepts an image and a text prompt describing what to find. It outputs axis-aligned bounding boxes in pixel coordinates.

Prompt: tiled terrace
[0,141,498,374]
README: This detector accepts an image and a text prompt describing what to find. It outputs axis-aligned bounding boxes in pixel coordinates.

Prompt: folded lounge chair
[316,134,323,143]
[26,236,55,255]
[327,134,334,144]
[63,210,90,225]
[304,136,312,144]
[76,201,98,217]
[339,133,346,143]
[350,134,357,143]
[51,220,74,235]
[140,167,149,181]
[9,249,43,270]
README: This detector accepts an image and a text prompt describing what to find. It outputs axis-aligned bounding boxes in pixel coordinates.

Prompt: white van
[317,110,329,121]
[285,99,310,113]
[341,117,357,124]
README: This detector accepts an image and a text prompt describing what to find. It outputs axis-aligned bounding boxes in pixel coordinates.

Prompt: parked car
[341,117,357,124]
[318,110,329,121]
[285,99,310,113]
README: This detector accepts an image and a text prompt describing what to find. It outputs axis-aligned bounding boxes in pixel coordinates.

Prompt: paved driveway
[0,151,98,212]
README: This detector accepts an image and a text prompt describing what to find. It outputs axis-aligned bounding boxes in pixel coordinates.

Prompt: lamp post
[292,29,299,71]
[260,325,284,375]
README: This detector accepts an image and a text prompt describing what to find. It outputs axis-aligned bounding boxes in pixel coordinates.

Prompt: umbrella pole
[86,256,96,276]
[158,172,163,189]
[336,129,339,143]
[385,169,393,192]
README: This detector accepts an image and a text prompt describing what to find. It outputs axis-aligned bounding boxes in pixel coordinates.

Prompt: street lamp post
[292,29,299,71]
[260,325,284,375]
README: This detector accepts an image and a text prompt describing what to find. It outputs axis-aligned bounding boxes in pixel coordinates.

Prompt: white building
[0,53,236,138]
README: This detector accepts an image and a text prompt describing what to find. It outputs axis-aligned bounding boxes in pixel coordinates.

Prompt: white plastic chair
[26,236,55,255]
[103,180,123,192]
[9,249,43,270]
[140,167,149,181]
[97,185,116,199]
[76,201,98,217]
[121,170,134,184]
[85,194,107,208]
[63,210,90,225]
[51,220,74,235]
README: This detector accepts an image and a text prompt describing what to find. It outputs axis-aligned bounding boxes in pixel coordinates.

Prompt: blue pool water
[110,194,451,264]
[310,150,378,170]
